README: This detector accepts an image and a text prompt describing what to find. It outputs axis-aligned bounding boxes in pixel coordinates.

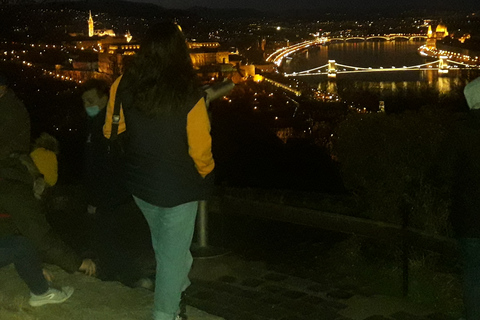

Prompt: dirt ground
[0,264,222,320]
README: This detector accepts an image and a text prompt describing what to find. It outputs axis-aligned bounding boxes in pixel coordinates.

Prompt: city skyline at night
[1,2,480,319]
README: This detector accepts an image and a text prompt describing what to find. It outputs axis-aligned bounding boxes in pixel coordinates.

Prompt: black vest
[122,91,212,208]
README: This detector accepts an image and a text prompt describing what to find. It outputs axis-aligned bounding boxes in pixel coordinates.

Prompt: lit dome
[436,24,448,35]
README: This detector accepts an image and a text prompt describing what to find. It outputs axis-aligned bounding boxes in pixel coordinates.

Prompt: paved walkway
[44,188,462,320]
[186,254,460,320]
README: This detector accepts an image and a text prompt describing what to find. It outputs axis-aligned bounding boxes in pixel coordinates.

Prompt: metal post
[191,200,229,259]
[196,200,208,248]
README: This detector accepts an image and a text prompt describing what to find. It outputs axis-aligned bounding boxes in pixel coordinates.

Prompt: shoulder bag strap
[110,77,124,141]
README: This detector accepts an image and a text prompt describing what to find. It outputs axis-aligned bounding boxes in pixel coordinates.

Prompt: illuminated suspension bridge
[284,58,480,78]
[266,35,479,77]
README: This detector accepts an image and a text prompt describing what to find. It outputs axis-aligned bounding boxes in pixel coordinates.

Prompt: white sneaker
[134,277,154,291]
[29,286,74,307]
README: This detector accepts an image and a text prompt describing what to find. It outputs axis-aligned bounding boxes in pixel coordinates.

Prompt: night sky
[129,0,479,11]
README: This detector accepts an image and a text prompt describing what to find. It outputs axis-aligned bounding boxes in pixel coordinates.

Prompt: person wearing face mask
[80,79,148,289]
[81,78,110,215]
[0,73,30,160]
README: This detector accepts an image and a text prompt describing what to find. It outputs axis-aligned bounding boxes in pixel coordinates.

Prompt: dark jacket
[0,89,30,160]
[120,89,214,208]
[84,108,130,209]
[0,155,82,272]
[438,110,480,238]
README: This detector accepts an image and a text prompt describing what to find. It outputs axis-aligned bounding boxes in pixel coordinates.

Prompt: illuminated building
[435,23,449,39]
[98,44,140,76]
[187,41,230,66]
[125,31,133,43]
[426,23,449,48]
[88,11,116,38]
[190,48,230,66]
[187,42,221,49]
[98,41,233,78]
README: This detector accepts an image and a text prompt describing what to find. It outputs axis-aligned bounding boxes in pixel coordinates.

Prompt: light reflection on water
[285,41,480,104]
[318,71,471,95]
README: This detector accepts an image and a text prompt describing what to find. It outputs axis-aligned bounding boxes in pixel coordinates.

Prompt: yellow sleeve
[103,75,126,139]
[187,98,215,178]
[30,148,58,186]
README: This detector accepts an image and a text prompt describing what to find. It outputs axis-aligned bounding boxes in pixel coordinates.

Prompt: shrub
[332,109,453,236]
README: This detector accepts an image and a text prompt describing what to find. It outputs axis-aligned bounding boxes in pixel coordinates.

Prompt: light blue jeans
[134,196,198,320]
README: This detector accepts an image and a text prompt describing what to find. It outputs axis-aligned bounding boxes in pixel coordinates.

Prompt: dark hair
[81,78,110,98]
[121,22,199,116]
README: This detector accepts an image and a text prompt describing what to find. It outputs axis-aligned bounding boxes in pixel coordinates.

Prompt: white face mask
[85,105,101,117]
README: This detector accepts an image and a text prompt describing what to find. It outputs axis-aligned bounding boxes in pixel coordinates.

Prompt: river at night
[282,40,480,112]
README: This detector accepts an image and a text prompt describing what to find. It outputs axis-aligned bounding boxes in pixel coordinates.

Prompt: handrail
[207,193,458,257]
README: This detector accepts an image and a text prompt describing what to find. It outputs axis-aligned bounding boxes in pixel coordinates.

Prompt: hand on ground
[79,259,96,276]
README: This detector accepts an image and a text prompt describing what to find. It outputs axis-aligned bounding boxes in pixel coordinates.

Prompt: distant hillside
[3,0,186,19]
[6,1,267,19]
[188,6,267,19]
[53,0,177,18]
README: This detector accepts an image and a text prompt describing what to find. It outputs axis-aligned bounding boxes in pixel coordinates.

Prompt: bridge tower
[439,56,449,74]
[328,60,337,78]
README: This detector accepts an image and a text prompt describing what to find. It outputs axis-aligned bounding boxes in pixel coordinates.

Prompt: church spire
[88,10,94,37]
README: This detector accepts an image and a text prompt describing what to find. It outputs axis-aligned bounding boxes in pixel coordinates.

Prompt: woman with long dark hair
[104,22,215,320]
